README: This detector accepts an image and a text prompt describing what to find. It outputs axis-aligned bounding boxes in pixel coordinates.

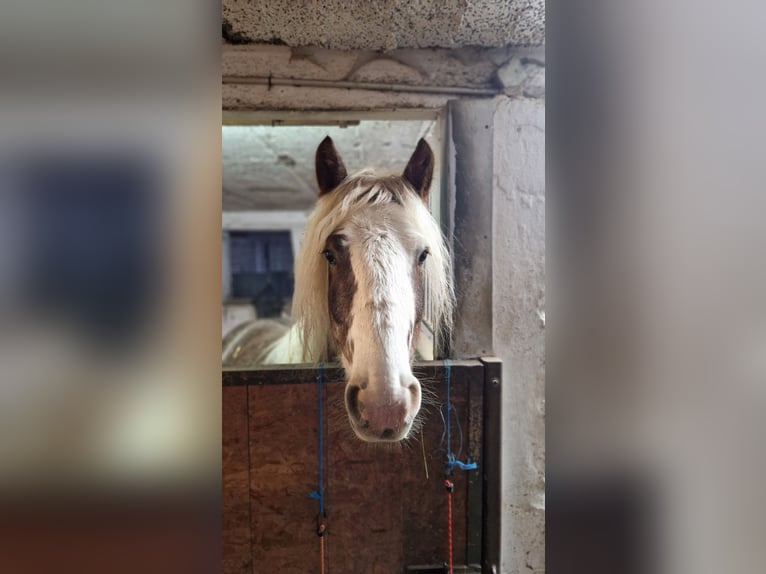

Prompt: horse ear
[403,138,434,200]
[316,136,348,196]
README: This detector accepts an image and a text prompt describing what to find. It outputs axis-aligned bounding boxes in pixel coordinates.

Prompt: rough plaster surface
[497,55,546,98]
[348,58,424,84]
[492,96,545,573]
[455,0,545,47]
[222,44,545,111]
[223,44,359,81]
[223,44,544,90]
[390,0,467,49]
[222,0,544,49]
[223,83,452,111]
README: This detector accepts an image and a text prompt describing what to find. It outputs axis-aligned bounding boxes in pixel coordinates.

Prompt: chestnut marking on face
[326,233,356,363]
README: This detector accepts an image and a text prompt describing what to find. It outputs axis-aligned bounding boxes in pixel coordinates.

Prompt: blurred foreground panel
[0,1,220,572]
[549,0,766,572]
[0,496,219,574]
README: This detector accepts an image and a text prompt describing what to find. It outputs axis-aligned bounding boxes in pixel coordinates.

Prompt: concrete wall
[223,44,544,110]
[448,95,545,573]
[223,0,544,50]
[492,97,545,574]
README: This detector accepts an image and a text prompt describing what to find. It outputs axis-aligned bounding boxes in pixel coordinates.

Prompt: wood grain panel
[401,371,469,568]
[325,381,404,573]
[223,386,251,574]
[249,384,318,573]
[222,361,483,573]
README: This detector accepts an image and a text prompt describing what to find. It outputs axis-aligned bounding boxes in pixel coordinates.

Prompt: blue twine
[308,362,325,514]
[444,359,477,475]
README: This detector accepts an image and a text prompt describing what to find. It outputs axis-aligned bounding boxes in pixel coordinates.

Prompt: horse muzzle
[344,379,420,442]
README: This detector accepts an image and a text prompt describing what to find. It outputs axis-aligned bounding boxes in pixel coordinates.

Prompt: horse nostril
[345,385,363,422]
[380,428,394,440]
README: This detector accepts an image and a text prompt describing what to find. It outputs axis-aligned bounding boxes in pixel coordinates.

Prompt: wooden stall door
[223,360,497,574]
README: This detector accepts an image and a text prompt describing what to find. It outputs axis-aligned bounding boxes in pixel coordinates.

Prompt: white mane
[263,169,453,365]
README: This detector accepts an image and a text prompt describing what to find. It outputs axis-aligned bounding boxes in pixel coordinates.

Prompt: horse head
[293,137,453,442]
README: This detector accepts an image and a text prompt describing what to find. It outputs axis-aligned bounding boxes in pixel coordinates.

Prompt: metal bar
[222,359,484,387]
[465,364,485,565]
[405,565,481,573]
[223,109,442,125]
[480,357,502,574]
[246,384,254,574]
[222,76,500,97]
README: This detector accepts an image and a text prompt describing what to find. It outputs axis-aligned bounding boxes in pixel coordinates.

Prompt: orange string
[319,535,325,574]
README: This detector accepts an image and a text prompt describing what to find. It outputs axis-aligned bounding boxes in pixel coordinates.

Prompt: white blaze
[342,205,421,429]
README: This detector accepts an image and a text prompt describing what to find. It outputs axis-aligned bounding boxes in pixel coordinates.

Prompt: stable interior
[222,118,443,361]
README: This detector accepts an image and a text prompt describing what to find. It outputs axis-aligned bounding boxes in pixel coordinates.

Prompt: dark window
[229,231,294,317]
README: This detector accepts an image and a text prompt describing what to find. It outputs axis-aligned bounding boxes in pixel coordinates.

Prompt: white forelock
[264,169,453,364]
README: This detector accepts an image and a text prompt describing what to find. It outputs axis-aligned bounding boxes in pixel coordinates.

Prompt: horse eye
[323,249,336,265]
[418,249,429,265]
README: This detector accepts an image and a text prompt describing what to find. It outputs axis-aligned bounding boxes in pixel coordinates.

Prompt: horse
[223,136,454,442]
